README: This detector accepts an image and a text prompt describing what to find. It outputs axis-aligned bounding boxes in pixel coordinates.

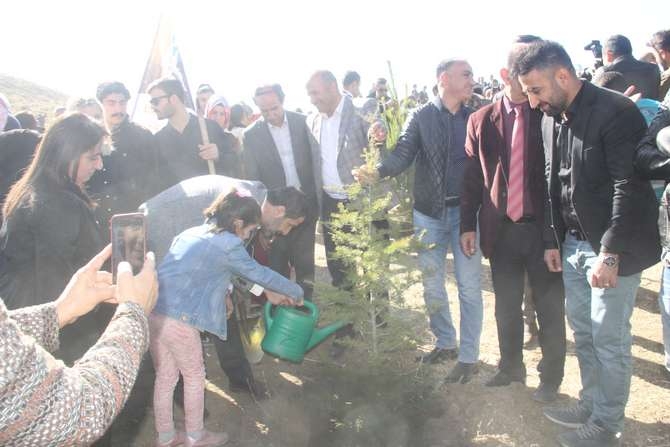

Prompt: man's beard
[541,103,564,117]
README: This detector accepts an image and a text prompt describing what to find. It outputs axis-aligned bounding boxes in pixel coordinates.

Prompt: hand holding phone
[111,213,146,280]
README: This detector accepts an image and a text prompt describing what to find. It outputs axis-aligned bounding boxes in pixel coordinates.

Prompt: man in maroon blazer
[460,36,566,403]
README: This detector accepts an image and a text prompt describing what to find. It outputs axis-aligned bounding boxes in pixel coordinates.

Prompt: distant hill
[0,73,68,124]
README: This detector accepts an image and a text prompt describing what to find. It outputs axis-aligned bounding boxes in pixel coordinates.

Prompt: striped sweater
[0,299,149,446]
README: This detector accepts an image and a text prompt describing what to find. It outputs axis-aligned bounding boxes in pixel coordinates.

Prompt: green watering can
[261,301,347,363]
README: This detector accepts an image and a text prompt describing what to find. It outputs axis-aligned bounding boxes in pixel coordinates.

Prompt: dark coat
[0,180,104,362]
[594,55,661,100]
[242,111,318,215]
[154,114,240,191]
[634,106,670,180]
[460,100,546,259]
[0,129,41,219]
[378,98,472,218]
[87,117,159,240]
[542,81,660,275]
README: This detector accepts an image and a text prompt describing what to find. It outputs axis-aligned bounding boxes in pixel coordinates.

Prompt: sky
[2,0,669,113]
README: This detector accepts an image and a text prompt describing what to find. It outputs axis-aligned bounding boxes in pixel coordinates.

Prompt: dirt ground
[111,237,670,447]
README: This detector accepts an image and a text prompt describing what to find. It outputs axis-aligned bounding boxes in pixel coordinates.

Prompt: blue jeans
[413,207,483,363]
[660,254,670,372]
[562,234,641,433]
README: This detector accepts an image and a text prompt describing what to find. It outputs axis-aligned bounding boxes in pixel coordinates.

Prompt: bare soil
[110,238,670,446]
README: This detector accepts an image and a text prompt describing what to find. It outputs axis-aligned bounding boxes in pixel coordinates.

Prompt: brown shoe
[155,431,186,447]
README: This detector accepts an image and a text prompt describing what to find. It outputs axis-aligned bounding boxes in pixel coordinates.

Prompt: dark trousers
[321,191,389,336]
[211,317,252,386]
[489,219,566,386]
[322,192,350,288]
[269,213,317,300]
[321,192,390,288]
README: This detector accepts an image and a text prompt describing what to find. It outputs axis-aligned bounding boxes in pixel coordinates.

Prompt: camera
[584,40,603,69]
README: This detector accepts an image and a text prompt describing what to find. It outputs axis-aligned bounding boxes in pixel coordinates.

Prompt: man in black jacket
[593,34,660,99]
[148,78,240,191]
[634,105,670,382]
[243,84,317,299]
[518,40,660,447]
[88,81,160,241]
[355,59,483,384]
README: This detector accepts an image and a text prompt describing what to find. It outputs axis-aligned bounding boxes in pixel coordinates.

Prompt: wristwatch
[601,254,618,267]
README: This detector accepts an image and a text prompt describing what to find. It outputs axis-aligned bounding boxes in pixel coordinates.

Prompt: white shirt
[320,96,346,199]
[268,114,301,189]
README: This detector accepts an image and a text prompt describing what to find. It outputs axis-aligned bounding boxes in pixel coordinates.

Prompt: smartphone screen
[111,213,146,280]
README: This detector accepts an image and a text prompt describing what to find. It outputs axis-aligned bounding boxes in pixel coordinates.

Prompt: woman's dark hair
[228,104,248,129]
[2,113,106,219]
[203,189,261,234]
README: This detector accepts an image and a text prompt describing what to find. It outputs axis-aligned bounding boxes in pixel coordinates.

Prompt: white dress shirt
[320,96,346,199]
[268,114,301,189]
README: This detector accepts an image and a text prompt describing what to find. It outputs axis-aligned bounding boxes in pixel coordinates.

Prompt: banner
[132,15,194,131]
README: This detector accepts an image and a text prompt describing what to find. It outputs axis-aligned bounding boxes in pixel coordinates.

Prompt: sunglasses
[150,95,170,106]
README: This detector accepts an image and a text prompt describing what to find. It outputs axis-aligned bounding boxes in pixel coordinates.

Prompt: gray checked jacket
[306,95,381,212]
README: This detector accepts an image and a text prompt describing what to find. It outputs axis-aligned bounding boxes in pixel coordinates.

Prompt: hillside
[0,73,68,123]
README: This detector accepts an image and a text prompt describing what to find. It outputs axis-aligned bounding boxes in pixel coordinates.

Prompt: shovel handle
[264,301,274,330]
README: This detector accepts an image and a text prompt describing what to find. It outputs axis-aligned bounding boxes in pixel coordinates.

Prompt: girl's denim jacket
[153,224,303,339]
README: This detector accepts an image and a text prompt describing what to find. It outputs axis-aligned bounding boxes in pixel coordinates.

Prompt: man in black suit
[243,84,318,299]
[593,34,660,99]
[517,40,660,447]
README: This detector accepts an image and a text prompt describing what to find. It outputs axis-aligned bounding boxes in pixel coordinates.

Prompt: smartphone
[110,213,146,280]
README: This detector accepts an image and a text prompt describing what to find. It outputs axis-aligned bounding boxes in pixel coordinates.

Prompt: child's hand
[265,290,299,306]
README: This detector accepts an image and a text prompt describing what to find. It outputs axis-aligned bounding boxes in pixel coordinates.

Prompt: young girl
[149,190,303,447]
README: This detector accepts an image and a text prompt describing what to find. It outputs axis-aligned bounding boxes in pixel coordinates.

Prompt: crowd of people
[1,28,670,447]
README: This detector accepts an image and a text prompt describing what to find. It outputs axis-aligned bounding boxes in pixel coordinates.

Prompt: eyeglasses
[150,95,169,106]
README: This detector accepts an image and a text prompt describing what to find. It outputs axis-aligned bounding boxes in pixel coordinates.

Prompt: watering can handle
[302,300,319,320]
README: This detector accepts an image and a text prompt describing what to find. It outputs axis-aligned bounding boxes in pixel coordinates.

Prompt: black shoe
[329,340,347,360]
[229,378,269,401]
[485,369,526,387]
[444,362,478,384]
[544,403,591,429]
[532,382,559,403]
[416,347,458,364]
[557,420,622,447]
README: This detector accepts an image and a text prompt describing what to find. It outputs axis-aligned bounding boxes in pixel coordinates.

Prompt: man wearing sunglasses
[148,78,240,192]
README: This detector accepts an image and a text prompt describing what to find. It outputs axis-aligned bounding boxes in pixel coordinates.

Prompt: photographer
[0,245,158,446]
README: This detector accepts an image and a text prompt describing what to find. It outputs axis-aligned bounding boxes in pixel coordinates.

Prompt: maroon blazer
[460,99,546,259]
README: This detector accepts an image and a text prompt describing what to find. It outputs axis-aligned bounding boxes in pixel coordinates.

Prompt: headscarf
[204,95,230,117]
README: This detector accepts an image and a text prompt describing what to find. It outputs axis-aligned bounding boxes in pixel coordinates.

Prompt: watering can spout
[306,320,348,351]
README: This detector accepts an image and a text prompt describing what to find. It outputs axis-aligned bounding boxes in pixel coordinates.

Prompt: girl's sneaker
[185,430,229,447]
[155,431,186,447]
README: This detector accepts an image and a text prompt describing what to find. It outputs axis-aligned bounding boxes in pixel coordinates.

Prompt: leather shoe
[485,369,526,387]
[416,347,458,364]
[532,382,559,403]
[444,362,478,384]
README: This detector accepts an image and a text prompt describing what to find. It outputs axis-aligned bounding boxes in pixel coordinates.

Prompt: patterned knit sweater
[0,299,149,446]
